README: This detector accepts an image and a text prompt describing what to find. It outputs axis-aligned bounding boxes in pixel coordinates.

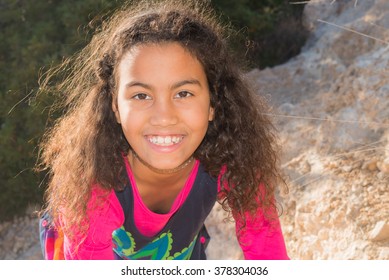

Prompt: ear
[112,98,121,124]
[208,106,215,121]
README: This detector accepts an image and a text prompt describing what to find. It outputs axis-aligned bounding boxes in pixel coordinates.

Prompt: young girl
[38,0,289,260]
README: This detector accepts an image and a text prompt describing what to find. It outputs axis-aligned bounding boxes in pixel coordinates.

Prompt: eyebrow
[125,79,202,90]
[172,79,202,89]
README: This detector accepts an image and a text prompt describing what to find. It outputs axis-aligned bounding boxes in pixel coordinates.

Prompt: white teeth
[148,136,183,146]
[165,136,172,144]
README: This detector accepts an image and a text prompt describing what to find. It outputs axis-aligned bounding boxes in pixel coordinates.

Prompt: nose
[149,97,179,127]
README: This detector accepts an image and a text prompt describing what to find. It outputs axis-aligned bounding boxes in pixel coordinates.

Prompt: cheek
[116,104,137,134]
[184,105,211,131]
[120,114,138,132]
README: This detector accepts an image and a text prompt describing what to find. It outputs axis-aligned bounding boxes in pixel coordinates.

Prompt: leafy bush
[0,0,307,222]
[0,0,123,221]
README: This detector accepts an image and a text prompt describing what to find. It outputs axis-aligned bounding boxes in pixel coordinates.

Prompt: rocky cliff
[206,0,389,260]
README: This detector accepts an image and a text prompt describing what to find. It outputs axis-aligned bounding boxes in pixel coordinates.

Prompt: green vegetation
[0,0,124,221]
[0,0,307,222]
[212,0,307,68]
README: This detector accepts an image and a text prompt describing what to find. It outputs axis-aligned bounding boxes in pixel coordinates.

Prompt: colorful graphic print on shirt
[112,226,197,260]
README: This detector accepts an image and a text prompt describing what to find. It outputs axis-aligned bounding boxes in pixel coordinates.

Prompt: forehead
[117,42,208,85]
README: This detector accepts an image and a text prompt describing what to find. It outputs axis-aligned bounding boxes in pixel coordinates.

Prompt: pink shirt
[126,158,200,237]
[63,161,289,260]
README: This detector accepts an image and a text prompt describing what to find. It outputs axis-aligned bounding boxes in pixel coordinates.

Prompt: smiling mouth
[146,135,184,146]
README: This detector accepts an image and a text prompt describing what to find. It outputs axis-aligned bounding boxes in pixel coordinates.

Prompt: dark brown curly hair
[38,0,285,239]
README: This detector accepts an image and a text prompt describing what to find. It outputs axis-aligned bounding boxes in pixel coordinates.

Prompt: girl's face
[113,42,214,172]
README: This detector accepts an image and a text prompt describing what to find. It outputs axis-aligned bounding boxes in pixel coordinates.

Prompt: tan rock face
[205,0,389,260]
[377,160,389,174]
[369,222,389,242]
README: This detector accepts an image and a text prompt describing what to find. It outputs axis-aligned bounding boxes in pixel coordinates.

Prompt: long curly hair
[38,0,285,239]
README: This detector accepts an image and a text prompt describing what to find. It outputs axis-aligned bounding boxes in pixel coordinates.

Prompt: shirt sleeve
[217,167,289,260]
[62,187,124,260]
[235,207,290,260]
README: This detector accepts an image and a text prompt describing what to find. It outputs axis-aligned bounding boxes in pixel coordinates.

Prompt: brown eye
[175,91,193,99]
[132,93,151,100]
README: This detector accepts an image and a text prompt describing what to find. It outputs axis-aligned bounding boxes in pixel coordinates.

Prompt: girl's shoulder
[88,185,124,221]
[63,185,125,259]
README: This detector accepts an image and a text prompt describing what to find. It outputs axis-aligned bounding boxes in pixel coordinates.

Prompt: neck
[127,152,195,186]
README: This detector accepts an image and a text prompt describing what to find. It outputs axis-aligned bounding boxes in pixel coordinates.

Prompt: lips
[146,135,184,146]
